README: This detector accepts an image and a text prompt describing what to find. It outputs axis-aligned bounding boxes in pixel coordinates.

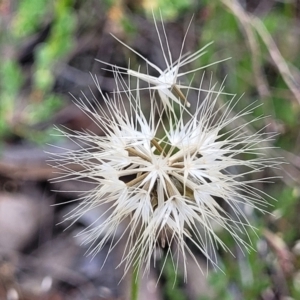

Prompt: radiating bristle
[50,15,279,280]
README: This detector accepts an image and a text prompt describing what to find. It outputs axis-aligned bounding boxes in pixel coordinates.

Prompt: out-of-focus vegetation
[0,0,76,143]
[1,0,300,299]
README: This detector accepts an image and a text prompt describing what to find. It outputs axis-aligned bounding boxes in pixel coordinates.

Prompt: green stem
[131,265,139,300]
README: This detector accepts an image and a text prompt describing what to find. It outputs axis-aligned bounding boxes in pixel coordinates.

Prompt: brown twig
[222,0,300,105]
[222,0,271,99]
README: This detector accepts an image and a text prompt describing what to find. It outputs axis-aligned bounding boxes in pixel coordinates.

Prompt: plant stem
[127,147,151,162]
[131,265,139,300]
[126,172,149,187]
[151,138,166,156]
[172,84,190,107]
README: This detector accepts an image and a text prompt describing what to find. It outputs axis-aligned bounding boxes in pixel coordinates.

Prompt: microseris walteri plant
[50,65,278,280]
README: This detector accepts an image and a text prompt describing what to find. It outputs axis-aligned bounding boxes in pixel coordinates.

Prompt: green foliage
[34,0,76,91]
[1,60,24,95]
[121,16,138,35]
[163,257,187,300]
[12,0,50,37]
[0,0,76,143]
[25,95,63,125]
[0,60,23,139]
[150,0,194,21]
[200,231,272,300]
[273,96,298,127]
[271,187,300,244]
[199,271,232,300]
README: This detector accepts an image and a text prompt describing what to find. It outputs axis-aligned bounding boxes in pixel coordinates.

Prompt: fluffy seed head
[51,66,277,278]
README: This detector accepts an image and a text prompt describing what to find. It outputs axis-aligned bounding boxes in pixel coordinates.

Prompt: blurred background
[1,0,300,299]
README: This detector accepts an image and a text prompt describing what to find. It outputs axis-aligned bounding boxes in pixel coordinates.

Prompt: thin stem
[168,149,185,165]
[151,138,166,156]
[131,265,139,300]
[166,180,177,197]
[172,84,190,107]
[127,147,151,162]
[126,172,149,187]
[169,146,196,165]
[171,162,185,168]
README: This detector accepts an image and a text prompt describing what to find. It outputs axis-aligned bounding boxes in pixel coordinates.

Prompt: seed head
[51,67,277,278]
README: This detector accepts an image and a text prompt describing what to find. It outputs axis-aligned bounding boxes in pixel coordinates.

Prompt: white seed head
[50,67,277,279]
